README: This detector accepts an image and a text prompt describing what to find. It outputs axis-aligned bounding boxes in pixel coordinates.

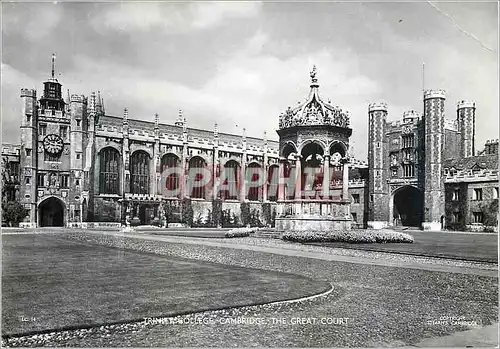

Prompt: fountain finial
[310,65,318,85]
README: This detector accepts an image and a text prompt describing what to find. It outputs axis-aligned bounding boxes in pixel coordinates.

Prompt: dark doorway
[139,205,152,225]
[39,197,65,227]
[393,186,423,227]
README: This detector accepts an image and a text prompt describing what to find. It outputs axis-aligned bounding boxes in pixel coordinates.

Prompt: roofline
[100,114,280,143]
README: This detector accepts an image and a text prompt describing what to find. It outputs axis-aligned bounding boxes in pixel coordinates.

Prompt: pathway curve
[88,230,498,277]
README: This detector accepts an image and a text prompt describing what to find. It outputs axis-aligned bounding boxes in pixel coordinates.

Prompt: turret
[422,89,445,230]
[39,53,65,114]
[402,110,421,123]
[69,94,86,190]
[456,100,475,158]
[122,108,130,194]
[19,88,38,226]
[367,102,389,228]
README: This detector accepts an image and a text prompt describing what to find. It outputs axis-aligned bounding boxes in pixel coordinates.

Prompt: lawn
[307,230,498,263]
[4,231,497,347]
[2,234,329,337]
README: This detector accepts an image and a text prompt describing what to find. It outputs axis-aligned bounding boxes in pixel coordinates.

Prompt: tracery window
[161,154,181,197]
[403,164,414,177]
[221,160,240,200]
[130,151,150,194]
[99,147,120,194]
[267,165,279,202]
[247,163,262,201]
[188,156,207,199]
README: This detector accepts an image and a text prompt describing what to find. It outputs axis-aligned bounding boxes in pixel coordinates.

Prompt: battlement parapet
[348,179,367,186]
[424,89,446,99]
[388,120,401,128]
[1,143,21,156]
[444,169,498,183]
[368,102,388,112]
[444,118,458,131]
[20,88,36,97]
[403,110,421,121]
[70,94,84,103]
[457,100,475,109]
[485,139,499,144]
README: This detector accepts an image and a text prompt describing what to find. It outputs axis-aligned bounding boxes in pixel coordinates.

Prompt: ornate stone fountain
[275,66,352,231]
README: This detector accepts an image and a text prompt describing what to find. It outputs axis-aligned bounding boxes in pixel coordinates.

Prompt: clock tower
[19,55,89,227]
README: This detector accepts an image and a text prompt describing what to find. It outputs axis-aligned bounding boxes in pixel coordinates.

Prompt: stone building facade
[2,60,497,231]
[367,89,498,231]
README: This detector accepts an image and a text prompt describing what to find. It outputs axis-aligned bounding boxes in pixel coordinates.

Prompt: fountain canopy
[278,66,350,130]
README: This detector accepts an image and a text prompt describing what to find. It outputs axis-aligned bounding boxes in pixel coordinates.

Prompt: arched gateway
[275,66,353,231]
[392,186,423,227]
[38,197,65,227]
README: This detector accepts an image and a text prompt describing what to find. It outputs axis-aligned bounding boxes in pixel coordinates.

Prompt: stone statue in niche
[49,172,59,188]
[331,152,342,166]
[391,154,398,166]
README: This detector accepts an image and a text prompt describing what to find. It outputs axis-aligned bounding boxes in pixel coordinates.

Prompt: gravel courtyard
[2,230,498,347]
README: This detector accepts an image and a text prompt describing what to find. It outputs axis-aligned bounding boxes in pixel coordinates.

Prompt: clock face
[43,134,64,155]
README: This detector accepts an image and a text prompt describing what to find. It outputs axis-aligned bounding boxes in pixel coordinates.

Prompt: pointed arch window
[221,160,240,200]
[99,147,120,194]
[267,165,279,202]
[161,154,181,197]
[188,156,207,199]
[247,163,262,201]
[131,151,150,194]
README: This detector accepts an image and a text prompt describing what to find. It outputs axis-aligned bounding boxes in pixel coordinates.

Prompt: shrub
[192,213,205,227]
[181,198,193,227]
[221,209,241,228]
[282,229,414,243]
[250,208,263,227]
[225,227,259,238]
[240,202,250,226]
[262,202,272,227]
[2,201,29,227]
[212,199,222,228]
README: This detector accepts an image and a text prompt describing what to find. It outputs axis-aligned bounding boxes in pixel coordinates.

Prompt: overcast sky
[2,1,498,159]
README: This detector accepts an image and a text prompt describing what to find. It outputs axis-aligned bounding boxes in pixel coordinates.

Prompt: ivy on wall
[240,202,250,227]
[181,198,194,227]
[212,199,222,228]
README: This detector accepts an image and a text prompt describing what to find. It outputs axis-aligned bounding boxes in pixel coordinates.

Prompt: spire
[123,108,128,124]
[51,53,56,79]
[214,122,219,139]
[263,131,268,147]
[89,91,96,113]
[154,113,159,126]
[175,109,184,126]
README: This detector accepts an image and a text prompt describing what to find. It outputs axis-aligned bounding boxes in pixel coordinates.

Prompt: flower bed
[225,227,260,238]
[282,229,414,243]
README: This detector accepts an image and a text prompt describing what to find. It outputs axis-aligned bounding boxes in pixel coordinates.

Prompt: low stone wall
[19,222,36,228]
[68,222,122,229]
[367,221,388,230]
[466,224,498,233]
[275,216,352,231]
